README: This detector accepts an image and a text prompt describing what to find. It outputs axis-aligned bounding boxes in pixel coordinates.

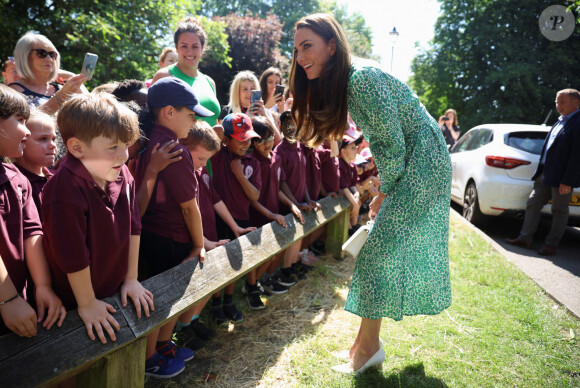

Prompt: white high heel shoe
[333,338,384,361]
[331,346,385,375]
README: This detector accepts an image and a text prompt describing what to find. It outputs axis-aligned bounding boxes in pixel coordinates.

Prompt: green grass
[258,214,580,387]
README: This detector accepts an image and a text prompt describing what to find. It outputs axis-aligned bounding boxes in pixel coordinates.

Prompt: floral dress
[344,60,452,321]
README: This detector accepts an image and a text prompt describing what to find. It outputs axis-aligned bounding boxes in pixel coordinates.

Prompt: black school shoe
[211,303,229,327]
[174,326,206,351]
[223,302,244,322]
[190,318,216,340]
[309,239,326,256]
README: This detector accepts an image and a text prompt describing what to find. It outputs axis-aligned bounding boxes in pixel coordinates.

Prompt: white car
[449,124,580,225]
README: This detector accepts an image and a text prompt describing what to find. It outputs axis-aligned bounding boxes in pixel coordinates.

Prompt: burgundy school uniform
[358,165,378,183]
[134,124,198,243]
[317,145,340,194]
[210,144,262,221]
[249,150,285,227]
[338,157,358,189]
[41,155,141,309]
[275,139,307,203]
[303,145,321,201]
[196,167,221,242]
[15,164,53,215]
[0,163,43,301]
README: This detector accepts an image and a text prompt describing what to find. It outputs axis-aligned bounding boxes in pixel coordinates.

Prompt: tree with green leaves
[200,13,289,101]
[0,0,230,89]
[409,0,580,132]
[199,0,376,59]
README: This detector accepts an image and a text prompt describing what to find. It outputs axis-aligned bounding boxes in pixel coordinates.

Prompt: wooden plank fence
[0,196,351,387]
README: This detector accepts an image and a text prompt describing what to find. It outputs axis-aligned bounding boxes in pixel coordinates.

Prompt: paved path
[451,208,580,319]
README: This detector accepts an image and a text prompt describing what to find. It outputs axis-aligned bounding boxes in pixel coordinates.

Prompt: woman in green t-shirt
[150,17,221,127]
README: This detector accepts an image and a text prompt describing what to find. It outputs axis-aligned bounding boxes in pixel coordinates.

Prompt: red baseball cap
[223,113,261,141]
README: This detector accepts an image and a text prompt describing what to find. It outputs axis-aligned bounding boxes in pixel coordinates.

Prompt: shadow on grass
[355,363,446,388]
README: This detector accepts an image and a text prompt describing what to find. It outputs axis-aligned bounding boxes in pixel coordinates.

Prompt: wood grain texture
[0,196,350,387]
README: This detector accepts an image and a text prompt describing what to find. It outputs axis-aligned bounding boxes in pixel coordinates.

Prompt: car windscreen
[505,131,547,155]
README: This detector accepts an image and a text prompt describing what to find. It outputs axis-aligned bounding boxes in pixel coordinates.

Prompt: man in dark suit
[507,89,580,255]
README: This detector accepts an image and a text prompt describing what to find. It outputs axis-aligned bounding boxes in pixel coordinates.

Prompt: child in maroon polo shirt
[41,93,153,347]
[179,121,256,331]
[249,116,305,294]
[14,110,57,214]
[318,140,341,198]
[0,84,65,338]
[210,112,266,311]
[275,111,319,282]
[339,130,364,234]
[134,77,214,378]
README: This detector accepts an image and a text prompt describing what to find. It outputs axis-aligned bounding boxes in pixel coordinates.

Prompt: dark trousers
[518,174,572,247]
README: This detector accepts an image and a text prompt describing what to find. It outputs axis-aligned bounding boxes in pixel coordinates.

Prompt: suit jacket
[532,110,580,188]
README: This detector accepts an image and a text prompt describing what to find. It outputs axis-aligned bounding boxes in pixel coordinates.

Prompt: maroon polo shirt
[135,124,198,243]
[210,144,262,221]
[249,150,285,227]
[339,157,358,189]
[0,163,43,299]
[359,165,378,183]
[196,167,221,242]
[303,145,321,201]
[274,139,307,203]
[41,155,141,309]
[317,146,340,194]
[15,164,53,215]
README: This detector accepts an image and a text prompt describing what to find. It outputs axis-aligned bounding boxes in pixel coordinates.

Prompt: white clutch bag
[342,221,374,257]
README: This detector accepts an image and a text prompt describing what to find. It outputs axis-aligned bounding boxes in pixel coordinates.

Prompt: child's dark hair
[0,84,30,121]
[138,104,187,145]
[250,116,274,142]
[180,120,221,152]
[112,79,146,103]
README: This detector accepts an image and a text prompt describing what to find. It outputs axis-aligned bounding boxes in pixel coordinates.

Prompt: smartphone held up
[80,53,98,81]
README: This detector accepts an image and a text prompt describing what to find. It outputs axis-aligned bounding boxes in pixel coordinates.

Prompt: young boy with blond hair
[14,110,57,213]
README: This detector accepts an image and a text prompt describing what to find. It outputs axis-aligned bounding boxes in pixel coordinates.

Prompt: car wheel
[463,182,487,225]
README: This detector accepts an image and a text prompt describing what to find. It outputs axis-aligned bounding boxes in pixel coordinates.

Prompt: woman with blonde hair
[10,32,87,115]
[219,71,281,143]
[290,13,452,375]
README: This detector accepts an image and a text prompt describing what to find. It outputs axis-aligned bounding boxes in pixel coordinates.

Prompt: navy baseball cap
[147,77,213,117]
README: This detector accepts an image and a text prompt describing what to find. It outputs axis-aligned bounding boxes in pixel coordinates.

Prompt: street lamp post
[389,27,399,74]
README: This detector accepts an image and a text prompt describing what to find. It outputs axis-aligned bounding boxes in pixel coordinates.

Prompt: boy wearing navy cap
[135,77,213,378]
[210,112,266,312]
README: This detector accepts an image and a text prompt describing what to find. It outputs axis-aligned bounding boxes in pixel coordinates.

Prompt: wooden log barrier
[0,196,351,387]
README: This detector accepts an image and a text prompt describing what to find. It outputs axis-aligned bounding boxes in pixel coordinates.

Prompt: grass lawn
[147,212,580,387]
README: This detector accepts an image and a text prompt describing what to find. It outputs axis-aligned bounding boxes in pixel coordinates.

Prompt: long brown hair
[289,13,351,147]
[259,67,283,102]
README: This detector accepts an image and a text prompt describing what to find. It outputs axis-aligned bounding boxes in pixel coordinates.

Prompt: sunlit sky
[340,0,441,82]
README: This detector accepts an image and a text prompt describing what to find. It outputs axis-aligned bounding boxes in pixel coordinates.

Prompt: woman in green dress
[289,13,452,375]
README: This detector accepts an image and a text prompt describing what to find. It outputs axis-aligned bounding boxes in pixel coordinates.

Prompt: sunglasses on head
[31,49,58,60]
[255,135,274,145]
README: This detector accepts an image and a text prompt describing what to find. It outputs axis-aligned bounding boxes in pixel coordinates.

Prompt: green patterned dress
[344,60,452,321]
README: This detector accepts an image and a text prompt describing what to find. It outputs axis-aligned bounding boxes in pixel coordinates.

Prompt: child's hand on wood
[35,285,66,330]
[121,279,154,319]
[77,299,119,344]
[0,295,37,337]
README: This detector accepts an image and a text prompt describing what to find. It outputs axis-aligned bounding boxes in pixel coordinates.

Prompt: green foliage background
[409,0,580,132]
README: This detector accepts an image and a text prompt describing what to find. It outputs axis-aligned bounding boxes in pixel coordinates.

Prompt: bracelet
[51,93,66,105]
[0,293,21,306]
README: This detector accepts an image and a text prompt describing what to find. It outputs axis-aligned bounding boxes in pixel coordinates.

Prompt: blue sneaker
[145,352,185,379]
[157,340,195,362]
